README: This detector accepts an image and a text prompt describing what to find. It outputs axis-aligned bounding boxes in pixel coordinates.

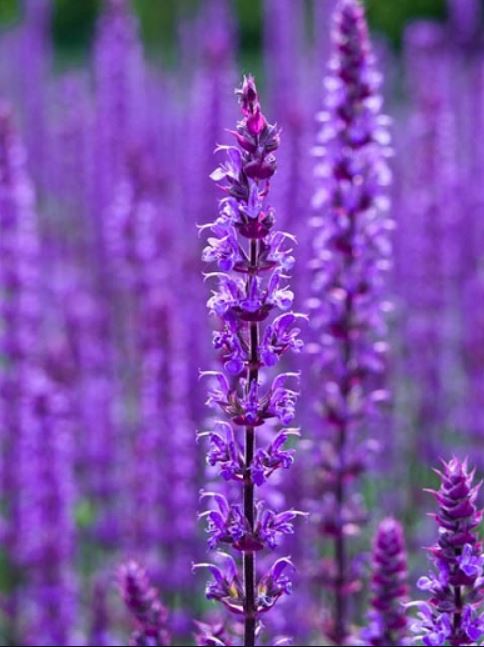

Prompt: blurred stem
[331,209,356,645]
[334,418,348,645]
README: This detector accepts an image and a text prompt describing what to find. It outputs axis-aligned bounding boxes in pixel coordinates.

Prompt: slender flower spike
[118,560,171,647]
[309,0,392,643]
[200,76,303,646]
[362,519,410,646]
[409,459,484,647]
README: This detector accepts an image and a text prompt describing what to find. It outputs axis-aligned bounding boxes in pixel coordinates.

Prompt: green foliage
[365,0,446,45]
[0,0,448,59]
[0,0,19,26]
[52,0,100,55]
[75,498,96,529]
[0,549,13,593]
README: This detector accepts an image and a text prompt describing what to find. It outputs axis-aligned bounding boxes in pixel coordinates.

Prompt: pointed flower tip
[271,556,295,578]
[236,74,257,103]
[192,561,211,574]
[378,516,400,531]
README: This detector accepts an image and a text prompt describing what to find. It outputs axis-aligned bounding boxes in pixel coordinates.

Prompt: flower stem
[332,223,355,646]
[244,239,260,647]
[453,584,462,645]
[334,448,347,645]
[243,425,256,647]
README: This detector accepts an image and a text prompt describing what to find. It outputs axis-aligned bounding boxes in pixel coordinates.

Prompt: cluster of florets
[118,561,171,647]
[362,518,409,646]
[409,459,484,646]
[196,75,305,636]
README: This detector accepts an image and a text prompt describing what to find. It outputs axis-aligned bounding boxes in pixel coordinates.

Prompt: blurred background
[1,0,484,646]
[0,0,451,63]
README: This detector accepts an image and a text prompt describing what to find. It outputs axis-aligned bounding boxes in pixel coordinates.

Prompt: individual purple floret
[409,459,484,646]
[197,76,304,646]
[309,0,392,643]
[362,518,409,646]
[118,560,171,647]
[194,619,233,646]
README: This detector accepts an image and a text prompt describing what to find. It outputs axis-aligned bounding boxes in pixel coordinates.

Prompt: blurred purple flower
[362,518,409,646]
[119,560,171,647]
[309,0,392,642]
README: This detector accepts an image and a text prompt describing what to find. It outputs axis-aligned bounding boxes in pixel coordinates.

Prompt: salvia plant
[0,0,484,646]
[196,75,305,646]
[119,560,171,646]
[409,459,484,647]
[309,0,392,642]
[362,518,409,646]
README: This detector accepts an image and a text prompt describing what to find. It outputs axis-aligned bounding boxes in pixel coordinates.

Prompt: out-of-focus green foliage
[75,498,96,530]
[52,0,100,54]
[365,0,446,44]
[0,0,448,62]
[0,0,19,24]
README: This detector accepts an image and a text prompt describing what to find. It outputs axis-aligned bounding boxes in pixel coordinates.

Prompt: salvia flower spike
[309,0,392,643]
[118,560,171,647]
[409,458,484,647]
[362,518,410,646]
[198,75,304,646]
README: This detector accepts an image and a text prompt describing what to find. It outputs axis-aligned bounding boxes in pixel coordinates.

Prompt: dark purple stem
[243,428,256,647]
[333,360,351,643]
[334,454,348,645]
[244,239,259,647]
[332,189,357,646]
[452,584,463,646]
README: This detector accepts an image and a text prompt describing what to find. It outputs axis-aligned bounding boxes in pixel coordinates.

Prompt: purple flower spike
[309,0,392,643]
[118,561,171,647]
[409,459,484,646]
[200,76,304,645]
[362,519,410,646]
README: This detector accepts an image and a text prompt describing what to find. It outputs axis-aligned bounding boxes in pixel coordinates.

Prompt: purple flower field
[0,0,483,645]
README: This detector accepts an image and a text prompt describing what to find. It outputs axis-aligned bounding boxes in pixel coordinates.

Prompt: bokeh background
[0,0,450,62]
[1,0,484,646]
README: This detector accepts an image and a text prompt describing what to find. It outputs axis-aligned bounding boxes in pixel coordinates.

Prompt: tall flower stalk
[18,0,52,193]
[93,0,145,217]
[409,458,484,646]
[362,519,409,646]
[0,104,43,643]
[196,76,305,646]
[400,22,456,463]
[119,560,170,647]
[309,1,392,643]
[447,0,482,45]
[17,362,77,646]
